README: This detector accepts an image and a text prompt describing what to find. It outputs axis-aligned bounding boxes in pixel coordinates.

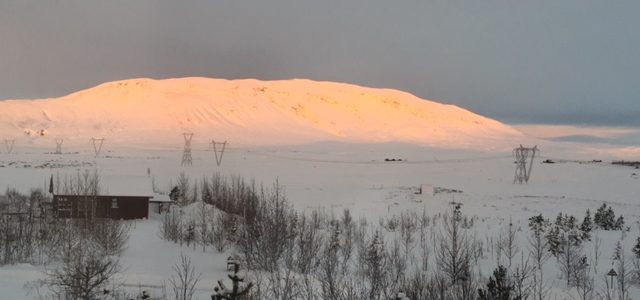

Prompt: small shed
[419,184,434,201]
[149,193,174,214]
[419,184,434,196]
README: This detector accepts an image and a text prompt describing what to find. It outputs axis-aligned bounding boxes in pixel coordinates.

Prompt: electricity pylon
[55,138,64,154]
[91,138,104,157]
[211,140,227,166]
[4,139,15,154]
[181,133,194,166]
[513,145,538,184]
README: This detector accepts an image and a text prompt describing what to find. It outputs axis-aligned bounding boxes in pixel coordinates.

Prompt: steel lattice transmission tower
[513,145,538,184]
[181,133,194,166]
[55,138,64,154]
[211,140,228,166]
[4,139,15,154]
[91,138,104,157]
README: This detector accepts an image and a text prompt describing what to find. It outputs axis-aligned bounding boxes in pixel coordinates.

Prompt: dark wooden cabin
[52,194,150,220]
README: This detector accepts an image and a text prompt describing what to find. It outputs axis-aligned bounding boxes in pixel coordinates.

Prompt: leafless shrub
[573,262,595,300]
[512,254,536,299]
[169,254,201,300]
[318,223,346,300]
[59,170,101,197]
[238,182,297,273]
[161,208,183,243]
[89,218,131,256]
[212,215,230,252]
[531,269,551,300]
[436,204,471,286]
[197,198,211,252]
[263,249,301,300]
[557,232,586,287]
[175,172,194,207]
[295,214,322,275]
[592,231,602,275]
[614,238,633,300]
[528,214,551,272]
[500,218,519,269]
[42,240,120,299]
[340,210,355,272]
[419,226,429,272]
[387,237,407,297]
[399,269,430,300]
[399,211,417,260]
[359,230,389,300]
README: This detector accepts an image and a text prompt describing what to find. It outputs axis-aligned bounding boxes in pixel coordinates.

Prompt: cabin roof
[150,193,173,203]
[100,174,154,197]
[51,173,154,197]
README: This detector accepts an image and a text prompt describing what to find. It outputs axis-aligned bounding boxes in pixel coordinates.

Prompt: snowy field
[0,140,639,299]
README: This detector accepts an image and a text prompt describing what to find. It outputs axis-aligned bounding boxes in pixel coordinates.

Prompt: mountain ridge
[0,77,522,149]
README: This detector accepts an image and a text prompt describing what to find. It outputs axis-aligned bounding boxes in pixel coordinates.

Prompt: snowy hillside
[0,77,522,149]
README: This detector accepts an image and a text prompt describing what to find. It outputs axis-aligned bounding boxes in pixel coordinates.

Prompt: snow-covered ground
[0,140,638,298]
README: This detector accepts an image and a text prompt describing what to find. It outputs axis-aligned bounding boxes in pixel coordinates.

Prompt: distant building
[52,194,150,219]
[419,184,434,201]
[420,184,434,196]
[51,174,154,220]
[149,193,174,214]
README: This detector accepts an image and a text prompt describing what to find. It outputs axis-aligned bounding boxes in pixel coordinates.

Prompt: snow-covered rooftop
[99,174,154,197]
[151,193,172,203]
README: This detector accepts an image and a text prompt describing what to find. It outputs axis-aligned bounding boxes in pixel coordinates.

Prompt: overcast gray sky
[1,0,638,126]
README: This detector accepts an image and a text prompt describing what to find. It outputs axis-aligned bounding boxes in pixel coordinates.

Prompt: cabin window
[111,198,119,209]
[56,197,72,218]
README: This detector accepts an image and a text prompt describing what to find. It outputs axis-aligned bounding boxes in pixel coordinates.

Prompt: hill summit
[0,77,521,148]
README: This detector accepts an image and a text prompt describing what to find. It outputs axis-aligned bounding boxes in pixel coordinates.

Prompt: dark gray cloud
[549,132,640,146]
[1,0,639,126]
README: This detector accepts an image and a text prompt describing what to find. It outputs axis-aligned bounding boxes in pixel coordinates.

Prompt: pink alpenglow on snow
[0,77,522,149]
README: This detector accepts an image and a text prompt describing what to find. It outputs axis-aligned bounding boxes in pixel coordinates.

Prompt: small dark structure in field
[52,194,150,220]
[384,158,404,162]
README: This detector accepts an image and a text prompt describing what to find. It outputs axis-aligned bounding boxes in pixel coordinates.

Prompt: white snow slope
[0,77,521,149]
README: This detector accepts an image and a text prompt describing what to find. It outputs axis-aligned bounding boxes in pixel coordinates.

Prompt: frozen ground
[0,141,639,298]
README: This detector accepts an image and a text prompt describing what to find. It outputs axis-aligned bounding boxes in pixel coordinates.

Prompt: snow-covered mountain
[0,77,522,148]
